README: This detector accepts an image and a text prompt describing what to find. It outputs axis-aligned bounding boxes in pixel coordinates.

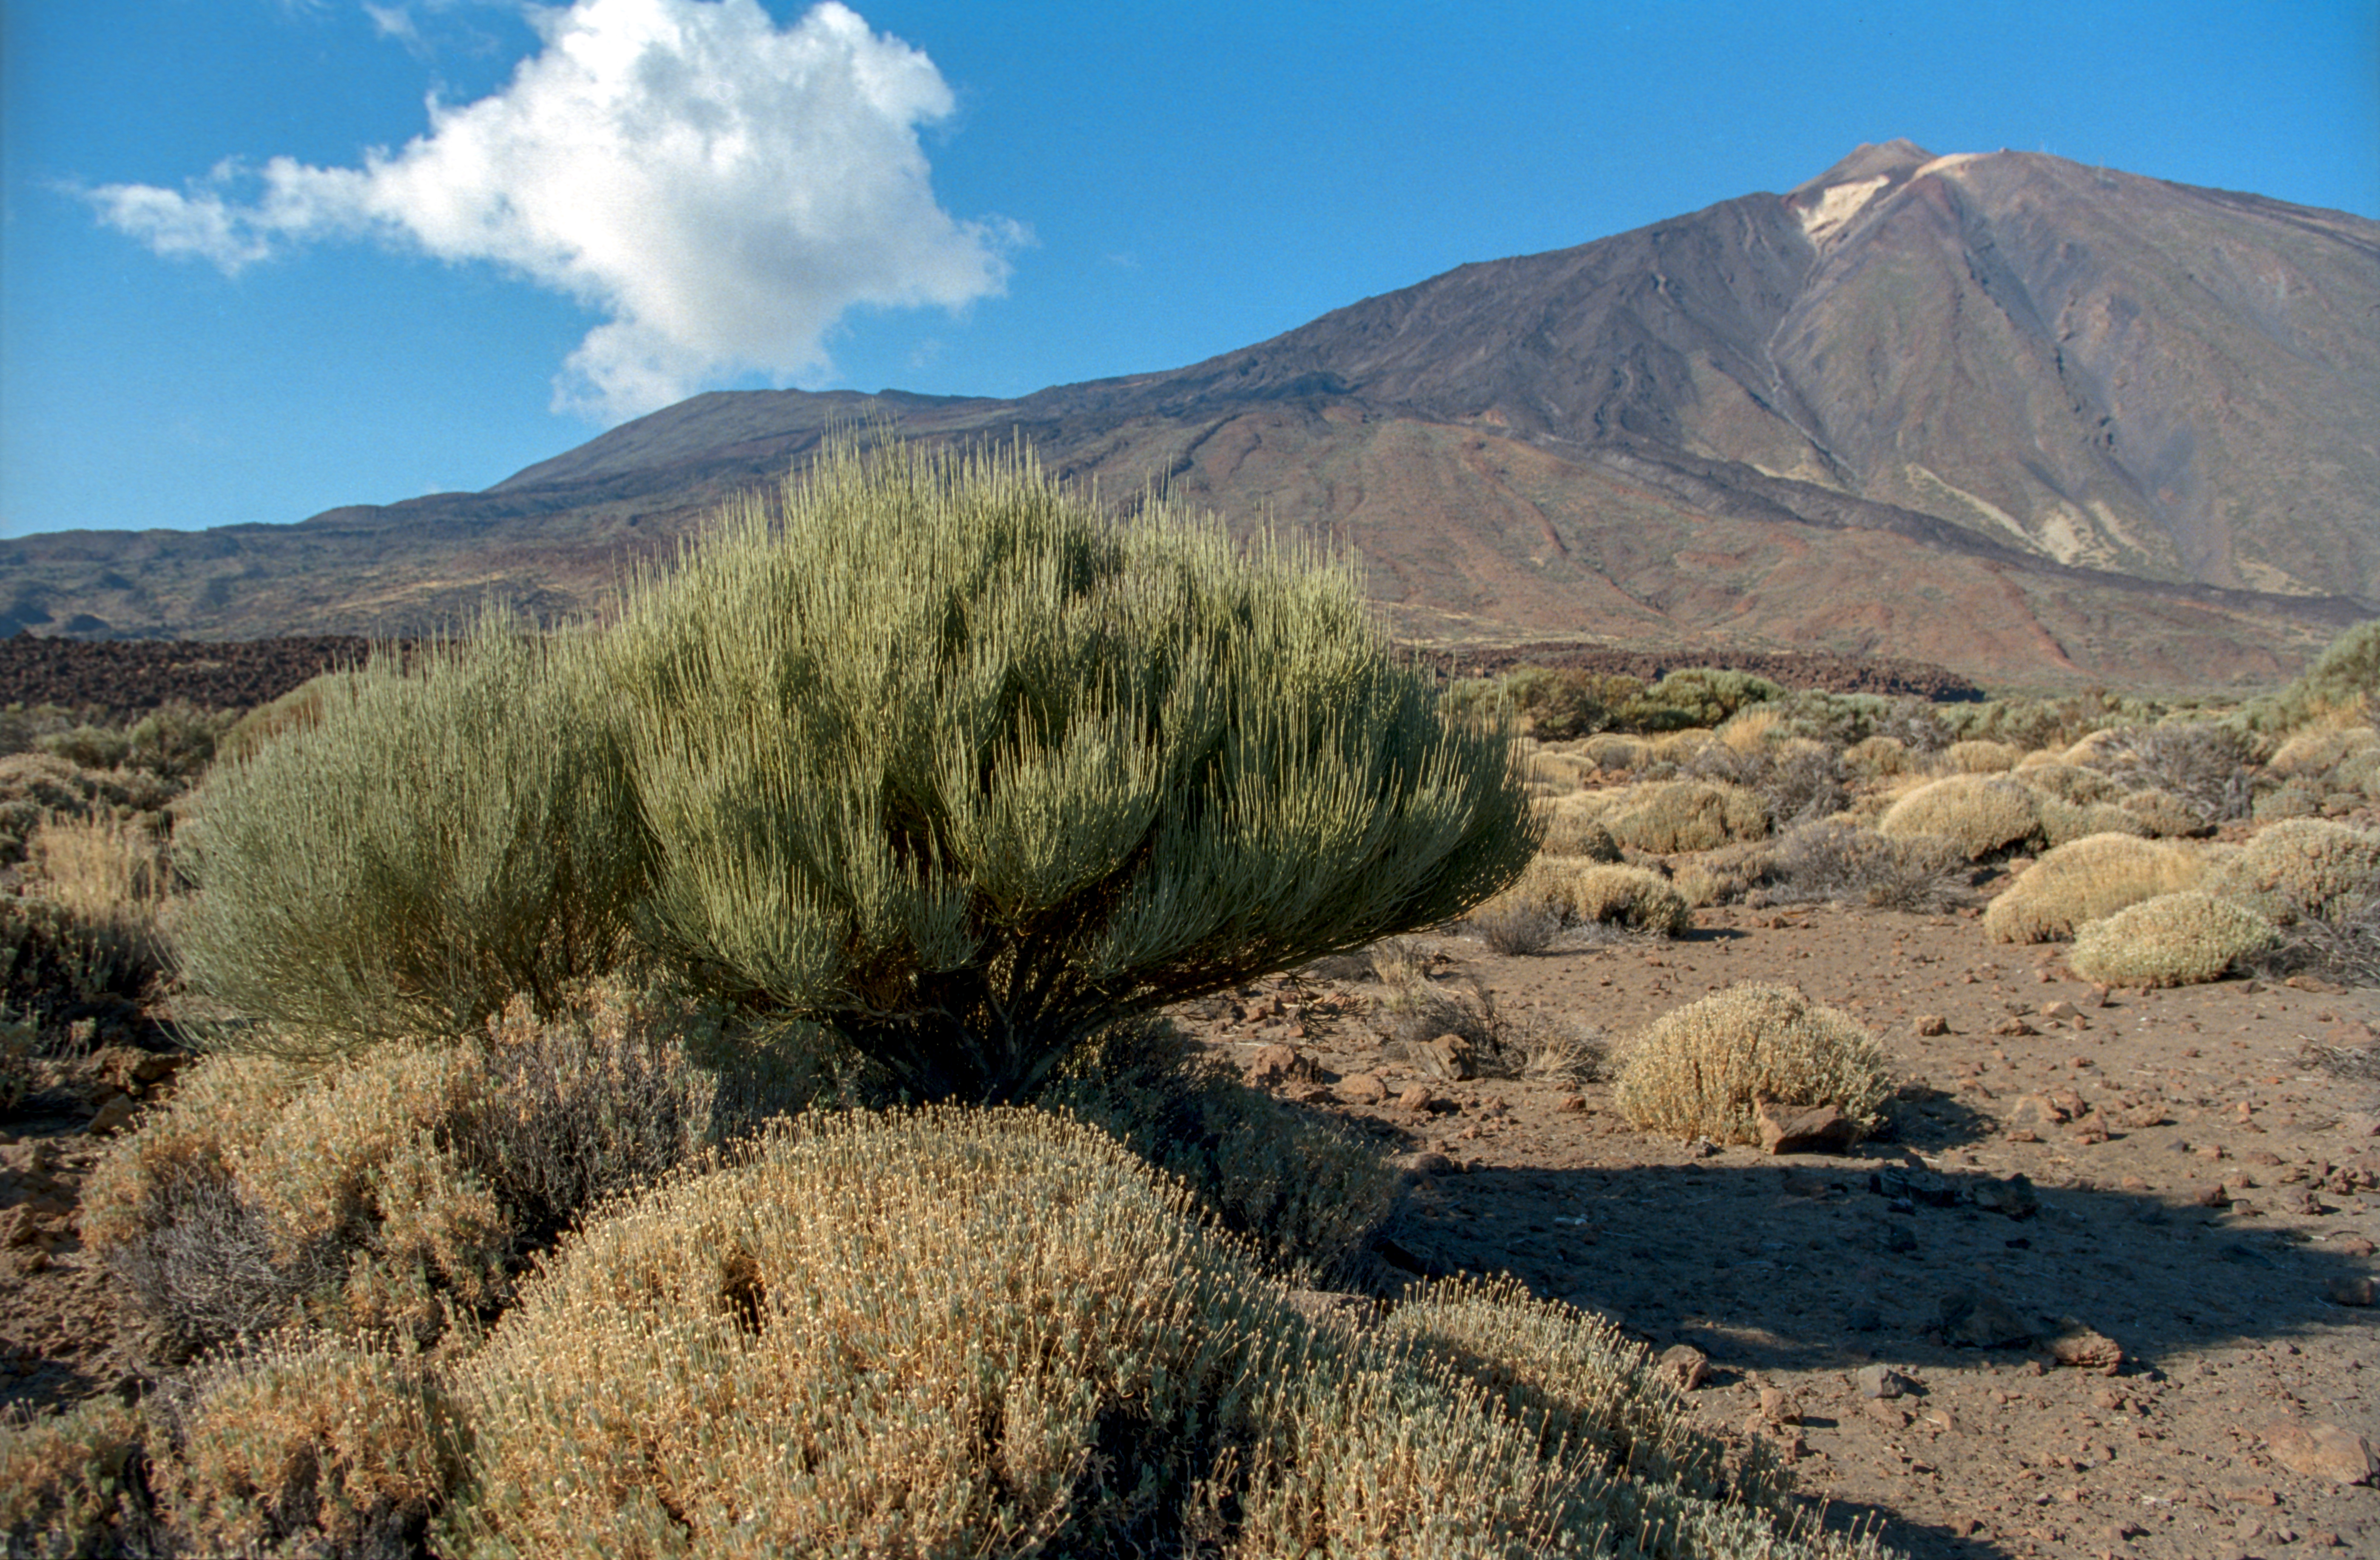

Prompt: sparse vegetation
[2201,817,2380,924]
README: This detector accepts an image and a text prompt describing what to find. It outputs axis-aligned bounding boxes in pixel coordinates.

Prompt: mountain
[6,142,2375,690]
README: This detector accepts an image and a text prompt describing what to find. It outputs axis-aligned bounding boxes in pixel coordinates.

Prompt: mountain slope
[5,143,2373,690]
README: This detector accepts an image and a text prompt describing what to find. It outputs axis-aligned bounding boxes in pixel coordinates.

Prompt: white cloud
[87,0,1017,420]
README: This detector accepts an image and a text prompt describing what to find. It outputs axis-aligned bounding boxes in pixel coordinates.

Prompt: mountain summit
[7,145,2375,688]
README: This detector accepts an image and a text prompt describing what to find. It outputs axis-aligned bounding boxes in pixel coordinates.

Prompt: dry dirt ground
[1176,906,2380,1560]
[5,900,2377,1560]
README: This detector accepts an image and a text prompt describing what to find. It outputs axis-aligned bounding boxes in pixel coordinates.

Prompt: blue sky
[3,0,2375,540]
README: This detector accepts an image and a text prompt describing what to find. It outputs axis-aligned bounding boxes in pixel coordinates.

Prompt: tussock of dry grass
[2202,818,2380,924]
[1983,832,2204,944]
[1588,779,1770,854]
[1877,774,2040,860]
[2068,891,2280,988]
[1614,983,1891,1145]
[1939,738,2022,774]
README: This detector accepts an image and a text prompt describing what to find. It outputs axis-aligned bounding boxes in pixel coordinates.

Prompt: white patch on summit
[1796,175,1890,246]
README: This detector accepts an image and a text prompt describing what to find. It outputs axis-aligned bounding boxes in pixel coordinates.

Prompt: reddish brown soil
[1180,908,2380,1560]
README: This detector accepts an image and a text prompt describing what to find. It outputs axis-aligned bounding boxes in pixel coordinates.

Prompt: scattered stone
[84,1095,138,1136]
[1557,1094,1587,1113]
[1755,1097,1858,1155]
[1992,1015,2039,1037]
[1416,1033,1477,1081]
[1756,1384,1800,1425]
[2116,1103,2172,1129]
[1912,1013,1950,1036]
[2042,1001,2080,1022]
[1246,1045,1322,1087]
[1871,1165,1957,1207]
[2189,1183,2232,1209]
[1969,1173,2039,1219]
[2067,1111,2113,1146]
[1656,1344,1709,1392]
[2324,1276,2375,1307]
[1864,1399,1911,1429]
[2042,1320,2124,1374]
[2261,1421,2377,1485]
[1396,1085,1435,1114]
[1855,1364,1915,1400]
[1937,1288,2037,1349]
[1925,1407,1961,1433]
[1336,1072,1388,1105]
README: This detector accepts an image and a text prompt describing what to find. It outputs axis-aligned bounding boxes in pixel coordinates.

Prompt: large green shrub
[607,441,1535,1101]
[169,617,646,1053]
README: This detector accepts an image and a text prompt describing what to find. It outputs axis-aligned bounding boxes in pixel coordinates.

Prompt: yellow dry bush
[1538,794,1622,861]
[1715,707,1783,754]
[1983,833,2205,944]
[1613,984,1891,1145]
[443,1106,1876,1560]
[2036,794,2151,849]
[1594,779,1769,854]
[2018,762,2121,804]
[2118,787,2214,838]
[1578,732,1648,772]
[0,1397,148,1557]
[1939,739,2023,774]
[1499,859,1689,936]
[161,1329,461,1557]
[2269,723,2379,783]
[1842,734,1910,778]
[2204,819,2380,923]
[86,978,731,1357]
[1877,774,2040,860]
[2068,892,2279,988]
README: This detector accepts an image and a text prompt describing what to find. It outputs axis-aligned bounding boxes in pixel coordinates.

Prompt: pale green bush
[605,442,1534,1102]
[171,615,645,1054]
[2069,891,2279,988]
[1983,833,2204,943]
[1877,774,2040,860]
[1614,983,1891,1144]
[2203,818,2380,924]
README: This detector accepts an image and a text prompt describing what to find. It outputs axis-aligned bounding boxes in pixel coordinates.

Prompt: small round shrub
[1613,983,1891,1144]
[1538,799,1622,860]
[1877,774,2040,860]
[2269,724,2380,784]
[2019,762,2121,804]
[2202,818,2380,923]
[1941,739,2022,774]
[1560,862,1694,935]
[2036,794,2151,849]
[1843,734,1911,777]
[2068,892,2279,988]
[1595,779,1769,854]
[1983,833,2204,944]
[2118,786,2215,838]
[2251,786,2321,821]
[1579,732,1648,771]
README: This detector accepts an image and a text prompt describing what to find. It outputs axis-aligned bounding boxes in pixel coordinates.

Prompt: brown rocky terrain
[6,143,2371,692]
